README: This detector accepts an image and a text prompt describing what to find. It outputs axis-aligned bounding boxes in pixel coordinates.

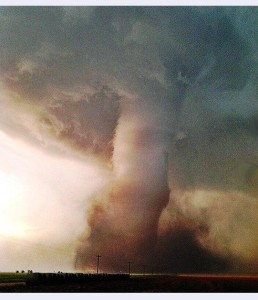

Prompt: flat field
[0,272,27,283]
[1,274,258,292]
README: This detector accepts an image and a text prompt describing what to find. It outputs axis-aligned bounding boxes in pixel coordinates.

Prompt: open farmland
[1,274,258,292]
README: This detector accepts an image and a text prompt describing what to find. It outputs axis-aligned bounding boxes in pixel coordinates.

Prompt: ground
[1,274,258,292]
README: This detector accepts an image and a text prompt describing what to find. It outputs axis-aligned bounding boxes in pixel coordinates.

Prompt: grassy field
[0,272,27,283]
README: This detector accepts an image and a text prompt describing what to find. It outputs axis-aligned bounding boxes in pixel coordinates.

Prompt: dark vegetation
[26,272,130,286]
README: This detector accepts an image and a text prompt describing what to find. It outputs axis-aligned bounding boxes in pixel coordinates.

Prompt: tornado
[1,7,258,274]
[75,96,171,271]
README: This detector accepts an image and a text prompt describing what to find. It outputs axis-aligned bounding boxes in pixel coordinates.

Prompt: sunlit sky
[0,126,110,272]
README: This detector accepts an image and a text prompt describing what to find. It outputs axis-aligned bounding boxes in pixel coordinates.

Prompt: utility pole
[151,266,154,275]
[128,261,131,275]
[96,255,101,274]
[143,265,146,276]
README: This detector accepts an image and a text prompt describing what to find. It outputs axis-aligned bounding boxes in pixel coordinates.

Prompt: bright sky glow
[0,130,110,272]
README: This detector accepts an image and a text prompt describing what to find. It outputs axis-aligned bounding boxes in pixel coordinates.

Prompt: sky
[1,6,258,273]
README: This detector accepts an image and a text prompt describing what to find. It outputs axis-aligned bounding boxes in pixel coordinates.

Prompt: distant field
[0,272,27,283]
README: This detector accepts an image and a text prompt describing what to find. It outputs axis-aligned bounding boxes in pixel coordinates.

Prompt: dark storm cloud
[0,7,123,158]
[1,7,258,273]
[155,225,230,273]
[47,85,121,158]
